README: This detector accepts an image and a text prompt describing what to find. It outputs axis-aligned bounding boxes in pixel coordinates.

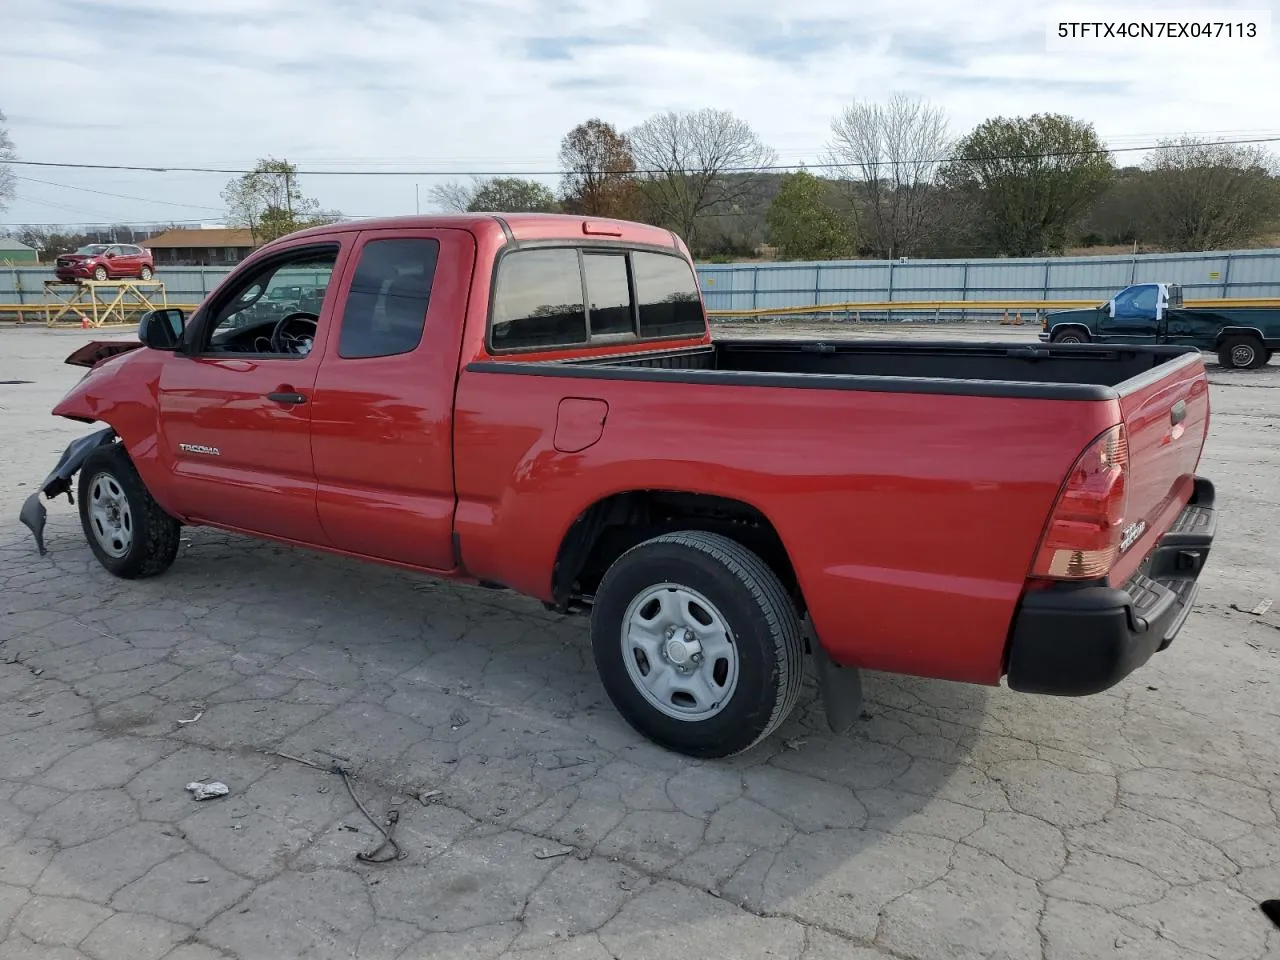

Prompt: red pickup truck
[19,213,1217,758]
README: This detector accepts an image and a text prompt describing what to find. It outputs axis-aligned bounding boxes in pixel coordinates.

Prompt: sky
[1,0,1277,231]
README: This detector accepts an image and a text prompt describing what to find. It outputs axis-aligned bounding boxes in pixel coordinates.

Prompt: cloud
[1,0,1276,226]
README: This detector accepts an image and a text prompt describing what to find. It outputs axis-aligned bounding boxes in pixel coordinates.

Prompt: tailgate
[1109,351,1210,585]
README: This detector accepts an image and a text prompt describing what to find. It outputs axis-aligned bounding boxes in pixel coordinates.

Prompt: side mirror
[138,308,185,350]
[1107,300,1116,318]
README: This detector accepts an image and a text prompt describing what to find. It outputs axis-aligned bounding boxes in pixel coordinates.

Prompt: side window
[632,252,705,338]
[491,248,587,349]
[583,252,634,336]
[338,238,439,359]
[204,246,339,353]
[1114,285,1157,320]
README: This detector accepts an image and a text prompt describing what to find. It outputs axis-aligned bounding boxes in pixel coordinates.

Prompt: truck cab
[1040,282,1182,344]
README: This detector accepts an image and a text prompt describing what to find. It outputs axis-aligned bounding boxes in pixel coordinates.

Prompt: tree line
[430,97,1280,261]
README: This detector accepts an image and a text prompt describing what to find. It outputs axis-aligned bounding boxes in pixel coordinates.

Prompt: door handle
[267,391,306,405]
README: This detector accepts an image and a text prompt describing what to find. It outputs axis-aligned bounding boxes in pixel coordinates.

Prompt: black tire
[1051,328,1088,343]
[590,530,804,758]
[77,442,181,578]
[1217,335,1266,369]
[92,265,108,281]
[140,265,154,280]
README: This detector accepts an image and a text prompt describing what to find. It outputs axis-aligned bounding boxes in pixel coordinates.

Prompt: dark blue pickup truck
[1040,282,1280,369]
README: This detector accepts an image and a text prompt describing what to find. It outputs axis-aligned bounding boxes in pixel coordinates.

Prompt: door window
[337,238,439,358]
[1113,285,1159,321]
[201,246,339,355]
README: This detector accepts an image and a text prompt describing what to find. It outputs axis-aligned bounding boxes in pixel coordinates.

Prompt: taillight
[1032,424,1129,579]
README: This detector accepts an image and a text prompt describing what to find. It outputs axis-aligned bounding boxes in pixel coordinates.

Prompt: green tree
[468,176,559,212]
[765,170,856,260]
[942,114,1114,256]
[221,157,340,244]
[1141,137,1280,250]
[0,108,15,214]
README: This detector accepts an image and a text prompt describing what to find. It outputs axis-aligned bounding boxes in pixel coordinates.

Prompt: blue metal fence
[3,248,1278,312]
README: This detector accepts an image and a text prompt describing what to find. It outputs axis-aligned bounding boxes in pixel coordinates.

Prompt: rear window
[633,252,705,338]
[583,252,634,336]
[488,245,704,351]
[491,248,587,349]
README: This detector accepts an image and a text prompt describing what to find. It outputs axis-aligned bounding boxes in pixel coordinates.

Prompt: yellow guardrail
[706,297,1280,318]
[2,296,1279,326]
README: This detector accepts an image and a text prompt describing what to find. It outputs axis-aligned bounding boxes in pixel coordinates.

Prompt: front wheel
[590,531,804,758]
[1218,335,1266,369]
[92,265,108,281]
[77,443,181,578]
[1051,328,1088,343]
[140,265,154,280]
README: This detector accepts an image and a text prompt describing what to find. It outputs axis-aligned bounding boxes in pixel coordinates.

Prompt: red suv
[55,243,156,282]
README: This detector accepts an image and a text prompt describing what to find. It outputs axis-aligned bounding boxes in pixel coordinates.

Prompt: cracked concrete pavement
[1,322,1279,960]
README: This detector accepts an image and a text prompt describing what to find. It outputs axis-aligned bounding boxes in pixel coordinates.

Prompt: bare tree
[558,119,636,218]
[428,179,478,212]
[626,108,777,254]
[823,94,953,258]
[0,109,15,214]
[1141,137,1280,250]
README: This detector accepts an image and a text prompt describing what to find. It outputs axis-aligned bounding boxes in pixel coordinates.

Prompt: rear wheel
[78,443,181,578]
[1217,335,1266,369]
[590,530,804,758]
[1051,328,1089,343]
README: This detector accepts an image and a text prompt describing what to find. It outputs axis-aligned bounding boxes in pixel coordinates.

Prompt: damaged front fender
[18,427,117,555]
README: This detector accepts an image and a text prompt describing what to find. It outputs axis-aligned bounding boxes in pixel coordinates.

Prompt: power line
[14,175,226,212]
[6,136,1279,178]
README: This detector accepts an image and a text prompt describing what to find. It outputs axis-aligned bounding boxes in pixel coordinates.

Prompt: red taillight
[1032,424,1129,580]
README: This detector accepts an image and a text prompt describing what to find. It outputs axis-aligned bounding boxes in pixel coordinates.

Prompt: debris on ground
[187,877,209,884]
[534,847,574,860]
[186,781,230,801]
[178,710,203,725]
[419,790,441,805]
[450,711,469,730]
[1231,598,1274,616]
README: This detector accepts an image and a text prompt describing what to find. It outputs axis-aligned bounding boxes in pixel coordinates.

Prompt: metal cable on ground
[335,764,406,863]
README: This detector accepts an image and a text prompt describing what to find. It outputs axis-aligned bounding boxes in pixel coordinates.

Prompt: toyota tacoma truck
[19,214,1216,758]
[1041,280,1280,369]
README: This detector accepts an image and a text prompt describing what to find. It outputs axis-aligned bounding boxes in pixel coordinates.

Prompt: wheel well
[1215,328,1264,347]
[551,491,803,615]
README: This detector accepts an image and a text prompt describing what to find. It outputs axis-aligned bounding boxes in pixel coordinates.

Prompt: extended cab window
[491,248,587,349]
[633,252,704,337]
[338,238,439,359]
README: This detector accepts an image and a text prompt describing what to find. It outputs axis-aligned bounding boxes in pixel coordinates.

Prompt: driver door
[1098,283,1160,342]
[155,234,357,545]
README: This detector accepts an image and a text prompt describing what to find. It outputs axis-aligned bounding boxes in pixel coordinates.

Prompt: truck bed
[557,338,1199,399]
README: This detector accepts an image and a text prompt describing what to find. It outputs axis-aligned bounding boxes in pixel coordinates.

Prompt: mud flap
[808,625,863,734]
[18,427,116,555]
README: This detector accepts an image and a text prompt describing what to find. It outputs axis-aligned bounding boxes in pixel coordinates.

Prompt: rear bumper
[1005,476,1215,696]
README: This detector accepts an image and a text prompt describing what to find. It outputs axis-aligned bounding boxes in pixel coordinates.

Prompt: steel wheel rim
[620,582,740,722]
[1058,333,1081,343]
[1232,344,1255,366]
[87,472,133,558]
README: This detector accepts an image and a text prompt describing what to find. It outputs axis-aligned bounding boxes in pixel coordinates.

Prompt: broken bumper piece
[18,427,116,555]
